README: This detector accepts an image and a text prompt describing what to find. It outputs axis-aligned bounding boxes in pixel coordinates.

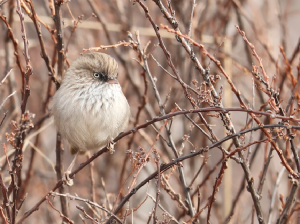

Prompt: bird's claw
[62,170,74,186]
[108,141,115,154]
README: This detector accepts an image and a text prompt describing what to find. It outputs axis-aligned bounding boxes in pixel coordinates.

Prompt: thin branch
[276,178,298,224]
[50,192,123,224]
[17,110,300,223]
[0,91,16,110]
[267,167,286,224]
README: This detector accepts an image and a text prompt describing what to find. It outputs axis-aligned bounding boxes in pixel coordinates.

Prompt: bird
[52,52,130,185]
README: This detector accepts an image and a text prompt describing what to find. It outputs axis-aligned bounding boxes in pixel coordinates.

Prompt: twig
[122,184,150,218]
[257,148,274,196]
[86,0,115,48]
[0,91,16,110]
[16,193,27,214]
[0,206,9,224]
[161,23,299,182]
[267,167,286,224]
[286,62,300,114]
[159,17,268,222]
[0,159,11,220]
[0,0,8,7]
[128,29,195,217]
[118,57,148,204]
[17,111,300,223]
[276,178,298,224]
[160,175,188,212]
[16,0,32,112]
[53,0,69,221]
[8,3,33,223]
[148,194,179,224]
[55,133,69,222]
[176,103,212,142]
[47,196,73,224]
[0,111,8,127]
[84,41,134,52]
[207,160,227,223]
[185,201,210,224]
[87,153,96,204]
[50,192,123,223]
[153,150,161,224]
[54,0,65,80]
[25,0,59,88]
[76,206,98,224]
[289,37,300,64]
[0,15,26,78]
[187,0,196,38]
[127,117,169,193]
[0,69,12,87]
[230,0,276,64]
[189,155,209,188]
[223,131,265,224]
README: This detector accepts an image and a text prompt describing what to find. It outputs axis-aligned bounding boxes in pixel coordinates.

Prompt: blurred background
[0,0,300,223]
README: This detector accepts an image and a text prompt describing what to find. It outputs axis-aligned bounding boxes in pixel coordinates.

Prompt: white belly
[52,82,130,152]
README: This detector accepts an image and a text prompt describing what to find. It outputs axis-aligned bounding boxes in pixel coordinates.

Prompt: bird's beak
[107,78,119,84]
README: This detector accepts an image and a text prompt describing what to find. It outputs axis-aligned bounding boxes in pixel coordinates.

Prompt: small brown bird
[52,53,130,183]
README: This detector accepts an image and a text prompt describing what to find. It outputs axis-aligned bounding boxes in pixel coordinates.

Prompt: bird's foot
[107,141,115,154]
[62,170,74,186]
[62,151,79,186]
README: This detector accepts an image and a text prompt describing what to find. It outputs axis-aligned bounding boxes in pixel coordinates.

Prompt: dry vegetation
[0,0,300,223]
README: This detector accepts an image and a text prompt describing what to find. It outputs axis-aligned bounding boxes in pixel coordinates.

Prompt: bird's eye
[93,72,109,82]
[93,73,100,78]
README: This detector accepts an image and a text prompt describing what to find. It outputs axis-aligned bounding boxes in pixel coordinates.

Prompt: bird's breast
[74,83,123,116]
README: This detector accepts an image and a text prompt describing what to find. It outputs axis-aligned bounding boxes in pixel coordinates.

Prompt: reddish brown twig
[83,41,135,52]
[276,178,299,224]
[207,160,227,223]
[0,15,25,78]
[23,0,59,88]
[153,150,160,224]
[127,117,169,193]
[47,196,73,224]
[16,109,300,223]
[161,23,299,182]
[0,147,11,220]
